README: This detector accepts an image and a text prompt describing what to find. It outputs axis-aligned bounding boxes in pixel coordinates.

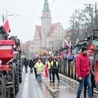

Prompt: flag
[76,38,79,44]
[44,64,48,78]
[69,40,72,49]
[66,40,72,56]
[2,13,10,33]
[64,39,70,48]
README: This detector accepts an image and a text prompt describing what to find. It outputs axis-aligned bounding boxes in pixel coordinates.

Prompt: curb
[59,74,98,94]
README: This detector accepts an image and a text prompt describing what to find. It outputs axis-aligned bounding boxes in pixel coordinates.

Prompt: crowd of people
[22,57,60,83]
[22,45,95,98]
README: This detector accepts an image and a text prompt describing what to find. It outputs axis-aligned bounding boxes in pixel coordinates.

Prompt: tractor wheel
[19,71,22,83]
[6,88,10,98]
[0,77,6,98]
[10,87,15,98]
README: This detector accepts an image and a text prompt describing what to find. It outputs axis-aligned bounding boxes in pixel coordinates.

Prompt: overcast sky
[0,0,97,42]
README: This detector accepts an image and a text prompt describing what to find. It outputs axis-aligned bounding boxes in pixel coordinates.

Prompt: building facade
[32,0,66,53]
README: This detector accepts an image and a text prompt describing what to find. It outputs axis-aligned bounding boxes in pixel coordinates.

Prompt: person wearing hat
[76,46,92,98]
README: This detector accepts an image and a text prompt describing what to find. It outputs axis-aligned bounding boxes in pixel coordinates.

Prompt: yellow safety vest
[36,62,43,72]
[56,61,59,67]
[48,61,53,69]
[21,55,25,59]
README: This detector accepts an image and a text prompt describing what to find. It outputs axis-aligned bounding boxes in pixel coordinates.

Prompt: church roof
[36,23,58,39]
[47,23,58,37]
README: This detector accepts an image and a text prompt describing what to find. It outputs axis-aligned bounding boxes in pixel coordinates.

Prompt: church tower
[41,0,52,48]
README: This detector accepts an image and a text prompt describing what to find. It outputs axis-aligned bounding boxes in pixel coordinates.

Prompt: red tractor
[0,26,22,98]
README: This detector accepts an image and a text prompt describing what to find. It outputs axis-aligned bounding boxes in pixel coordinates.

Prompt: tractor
[0,26,22,98]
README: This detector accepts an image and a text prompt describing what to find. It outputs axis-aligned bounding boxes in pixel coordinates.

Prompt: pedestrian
[51,58,60,83]
[34,58,44,83]
[24,58,28,73]
[47,58,53,82]
[33,58,37,79]
[84,54,95,98]
[29,59,34,73]
[76,46,92,98]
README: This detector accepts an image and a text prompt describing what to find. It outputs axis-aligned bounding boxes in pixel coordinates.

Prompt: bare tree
[69,4,96,41]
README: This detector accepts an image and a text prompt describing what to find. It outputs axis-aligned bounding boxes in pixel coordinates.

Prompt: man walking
[52,59,60,83]
[76,46,92,98]
[24,58,28,73]
[29,59,34,73]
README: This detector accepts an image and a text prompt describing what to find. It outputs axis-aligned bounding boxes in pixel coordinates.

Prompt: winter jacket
[24,59,28,67]
[29,60,34,68]
[52,61,59,69]
[76,53,91,78]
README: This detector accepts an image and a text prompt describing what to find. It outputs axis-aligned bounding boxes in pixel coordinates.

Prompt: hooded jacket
[76,53,91,78]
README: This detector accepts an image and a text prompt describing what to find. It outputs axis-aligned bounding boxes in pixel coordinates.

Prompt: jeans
[37,74,42,83]
[84,74,95,98]
[76,75,92,98]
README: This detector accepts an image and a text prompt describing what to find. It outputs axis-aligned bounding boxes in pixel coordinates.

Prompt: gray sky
[0,0,97,42]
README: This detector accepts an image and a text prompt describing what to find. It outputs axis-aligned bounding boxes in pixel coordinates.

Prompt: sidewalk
[42,74,77,98]
[42,73,98,98]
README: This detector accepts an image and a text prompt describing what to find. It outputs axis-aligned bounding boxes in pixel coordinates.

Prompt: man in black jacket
[29,59,34,73]
[52,59,60,83]
[24,58,28,73]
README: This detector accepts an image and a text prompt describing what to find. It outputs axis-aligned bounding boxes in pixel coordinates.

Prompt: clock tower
[41,0,52,48]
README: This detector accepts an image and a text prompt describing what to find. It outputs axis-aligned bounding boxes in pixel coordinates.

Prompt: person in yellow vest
[47,58,53,82]
[52,58,60,83]
[34,58,44,83]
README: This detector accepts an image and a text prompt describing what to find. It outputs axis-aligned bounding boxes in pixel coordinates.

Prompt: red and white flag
[76,38,79,44]
[69,40,72,49]
[64,39,70,48]
[2,13,10,33]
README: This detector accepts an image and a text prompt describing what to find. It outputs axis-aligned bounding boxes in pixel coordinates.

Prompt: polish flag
[69,40,72,49]
[44,63,48,78]
[2,13,10,33]
[76,38,79,44]
[64,39,70,48]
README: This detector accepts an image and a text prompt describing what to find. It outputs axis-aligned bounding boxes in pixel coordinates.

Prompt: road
[15,67,98,98]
